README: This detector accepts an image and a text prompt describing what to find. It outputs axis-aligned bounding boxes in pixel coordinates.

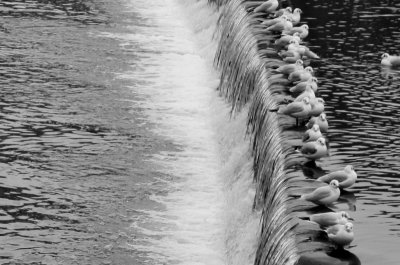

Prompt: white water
[115,0,260,264]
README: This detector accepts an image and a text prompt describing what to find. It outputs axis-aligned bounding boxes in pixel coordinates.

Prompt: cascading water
[212,1,300,264]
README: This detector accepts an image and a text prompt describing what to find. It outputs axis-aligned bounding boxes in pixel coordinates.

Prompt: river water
[0,0,399,265]
[0,0,259,264]
[290,0,400,264]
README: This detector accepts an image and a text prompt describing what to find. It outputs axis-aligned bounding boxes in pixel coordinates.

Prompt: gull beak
[348,217,354,221]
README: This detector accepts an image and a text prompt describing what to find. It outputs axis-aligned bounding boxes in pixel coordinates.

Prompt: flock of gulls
[252,0,359,248]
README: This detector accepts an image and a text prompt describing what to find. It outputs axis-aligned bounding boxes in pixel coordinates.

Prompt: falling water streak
[212,0,300,265]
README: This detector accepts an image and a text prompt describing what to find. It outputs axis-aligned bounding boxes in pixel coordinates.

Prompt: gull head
[302,96,310,104]
[317,137,326,146]
[295,59,304,66]
[329,179,339,189]
[345,165,354,172]
[301,24,309,30]
[305,66,313,73]
[293,8,302,14]
[340,211,350,219]
[345,222,353,232]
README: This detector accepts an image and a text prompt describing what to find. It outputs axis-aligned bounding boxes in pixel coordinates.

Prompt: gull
[275,59,303,74]
[288,40,319,59]
[304,48,320,59]
[302,124,322,142]
[309,97,325,116]
[278,96,311,122]
[274,32,301,48]
[283,24,309,39]
[279,49,300,59]
[317,165,357,189]
[274,6,292,17]
[266,16,293,32]
[300,137,328,160]
[288,66,314,82]
[295,85,316,102]
[381,53,400,66]
[288,8,302,25]
[282,51,302,63]
[310,211,352,227]
[254,0,279,14]
[326,222,354,247]
[262,15,288,27]
[290,77,318,93]
[306,113,328,133]
[300,179,340,205]
[287,39,305,54]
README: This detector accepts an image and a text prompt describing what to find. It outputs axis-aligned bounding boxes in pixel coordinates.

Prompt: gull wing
[318,171,347,183]
[326,224,341,235]
[281,102,304,114]
[306,186,332,202]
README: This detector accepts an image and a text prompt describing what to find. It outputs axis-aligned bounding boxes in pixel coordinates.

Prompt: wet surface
[280,0,400,264]
[0,0,177,264]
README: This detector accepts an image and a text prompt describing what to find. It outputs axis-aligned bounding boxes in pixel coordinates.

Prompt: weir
[207,0,346,264]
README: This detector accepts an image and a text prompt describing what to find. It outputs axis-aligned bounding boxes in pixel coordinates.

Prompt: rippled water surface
[0,0,260,264]
[0,0,186,264]
[289,0,400,264]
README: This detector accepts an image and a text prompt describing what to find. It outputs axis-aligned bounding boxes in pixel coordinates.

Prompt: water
[1,0,399,264]
[287,0,400,264]
[0,0,260,264]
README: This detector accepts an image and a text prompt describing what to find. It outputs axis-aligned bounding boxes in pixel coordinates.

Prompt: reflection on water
[298,249,361,265]
[287,0,400,264]
[0,0,173,264]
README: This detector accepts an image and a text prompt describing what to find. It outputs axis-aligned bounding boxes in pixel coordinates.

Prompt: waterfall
[170,0,351,264]
[212,1,300,264]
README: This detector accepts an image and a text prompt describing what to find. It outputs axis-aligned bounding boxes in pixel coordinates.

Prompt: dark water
[288,0,400,264]
[0,0,177,264]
